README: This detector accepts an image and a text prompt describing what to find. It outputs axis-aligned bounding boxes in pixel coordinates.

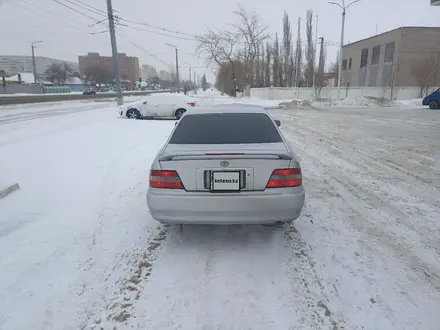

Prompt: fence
[0,84,43,95]
[43,86,71,94]
[250,86,423,101]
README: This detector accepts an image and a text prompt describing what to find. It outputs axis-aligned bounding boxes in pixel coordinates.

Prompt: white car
[147,105,305,226]
[119,94,196,119]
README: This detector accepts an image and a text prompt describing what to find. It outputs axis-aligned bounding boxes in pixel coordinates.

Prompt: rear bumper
[147,187,305,224]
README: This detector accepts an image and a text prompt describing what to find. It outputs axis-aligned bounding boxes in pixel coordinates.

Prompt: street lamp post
[184,61,192,84]
[165,43,179,93]
[329,0,361,100]
[31,41,43,84]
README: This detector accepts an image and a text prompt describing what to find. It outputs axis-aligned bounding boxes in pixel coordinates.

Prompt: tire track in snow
[116,225,343,330]
[93,226,169,327]
[282,125,440,291]
[0,103,113,125]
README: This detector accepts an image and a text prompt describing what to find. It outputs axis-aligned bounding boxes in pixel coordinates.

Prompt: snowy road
[0,103,439,330]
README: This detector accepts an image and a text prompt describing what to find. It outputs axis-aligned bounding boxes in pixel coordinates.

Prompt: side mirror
[274,119,281,127]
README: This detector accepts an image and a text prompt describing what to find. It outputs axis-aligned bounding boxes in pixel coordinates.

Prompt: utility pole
[166,43,180,93]
[31,41,43,84]
[329,0,361,100]
[193,70,196,88]
[106,0,123,105]
[175,48,180,93]
[184,62,191,84]
[312,15,319,94]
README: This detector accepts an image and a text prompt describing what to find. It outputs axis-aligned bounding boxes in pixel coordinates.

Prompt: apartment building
[78,52,140,82]
[141,64,157,81]
[0,55,78,75]
[340,26,440,87]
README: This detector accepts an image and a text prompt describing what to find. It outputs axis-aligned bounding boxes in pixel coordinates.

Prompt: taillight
[150,170,184,189]
[187,102,196,107]
[266,168,302,188]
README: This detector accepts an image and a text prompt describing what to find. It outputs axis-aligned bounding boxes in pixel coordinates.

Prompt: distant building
[4,72,52,85]
[141,64,157,81]
[0,55,78,76]
[78,52,140,82]
[341,26,440,87]
[159,70,170,81]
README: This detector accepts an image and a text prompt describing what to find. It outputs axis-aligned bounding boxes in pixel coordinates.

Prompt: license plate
[211,171,240,191]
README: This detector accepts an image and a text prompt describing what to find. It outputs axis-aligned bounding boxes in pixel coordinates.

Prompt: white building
[141,64,157,81]
[158,69,170,81]
[0,55,78,76]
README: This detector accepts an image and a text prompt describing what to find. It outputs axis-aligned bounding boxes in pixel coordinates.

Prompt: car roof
[186,104,268,115]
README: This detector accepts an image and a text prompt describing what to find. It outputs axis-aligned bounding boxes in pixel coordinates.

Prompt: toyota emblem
[220,161,230,167]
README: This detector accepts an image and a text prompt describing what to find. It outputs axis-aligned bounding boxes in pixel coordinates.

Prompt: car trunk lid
[159,143,293,191]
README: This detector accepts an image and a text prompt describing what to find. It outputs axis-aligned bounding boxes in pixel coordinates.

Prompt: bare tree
[215,60,246,95]
[45,63,73,85]
[260,44,265,87]
[254,46,261,87]
[294,17,302,87]
[411,53,440,97]
[315,38,326,98]
[197,29,241,96]
[283,11,293,87]
[201,74,208,91]
[305,9,314,87]
[278,47,284,87]
[265,42,271,87]
[272,34,280,87]
[233,5,269,89]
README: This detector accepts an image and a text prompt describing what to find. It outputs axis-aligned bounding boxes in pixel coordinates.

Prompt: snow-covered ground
[0,101,439,330]
[312,96,426,108]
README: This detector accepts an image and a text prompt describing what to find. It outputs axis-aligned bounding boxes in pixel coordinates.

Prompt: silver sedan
[146,105,305,225]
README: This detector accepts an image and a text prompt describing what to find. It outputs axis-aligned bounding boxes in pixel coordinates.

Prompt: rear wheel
[175,108,186,119]
[262,221,287,228]
[126,108,141,119]
[429,101,439,109]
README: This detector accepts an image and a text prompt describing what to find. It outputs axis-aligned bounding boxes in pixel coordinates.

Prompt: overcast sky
[1,0,439,82]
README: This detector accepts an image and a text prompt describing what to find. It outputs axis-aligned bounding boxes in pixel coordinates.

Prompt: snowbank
[312,96,427,108]
[392,98,424,108]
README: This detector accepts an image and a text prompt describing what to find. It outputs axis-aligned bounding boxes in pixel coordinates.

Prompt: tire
[126,108,141,119]
[262,221,286,228]
[429,101,439,109]
[175,108,186,119]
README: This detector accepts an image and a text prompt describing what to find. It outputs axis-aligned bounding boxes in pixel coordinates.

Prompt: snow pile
[312,96,428,108]
[313,96,381,107]
[278,99,313,109]
[392,98,424,108]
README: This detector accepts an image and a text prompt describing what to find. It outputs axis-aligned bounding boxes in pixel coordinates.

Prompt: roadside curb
[0,183,20,200]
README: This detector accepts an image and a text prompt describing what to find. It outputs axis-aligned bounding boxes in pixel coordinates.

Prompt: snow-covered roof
[65,77,83,85]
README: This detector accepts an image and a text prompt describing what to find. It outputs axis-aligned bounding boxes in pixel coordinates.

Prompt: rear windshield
[169,113,282,144]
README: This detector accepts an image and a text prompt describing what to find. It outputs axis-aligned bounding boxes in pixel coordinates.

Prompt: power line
[63,0,107,16]
[11,1,93,35]
[50,0,103,22]
[116,30,173,67]
[90,29,109,35]
[72,0,108,15]
[88,18,108,28]
[116,17,197,38]
[115,23,196,41]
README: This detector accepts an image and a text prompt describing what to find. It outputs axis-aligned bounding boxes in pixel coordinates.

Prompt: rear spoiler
[158,151,293,161]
